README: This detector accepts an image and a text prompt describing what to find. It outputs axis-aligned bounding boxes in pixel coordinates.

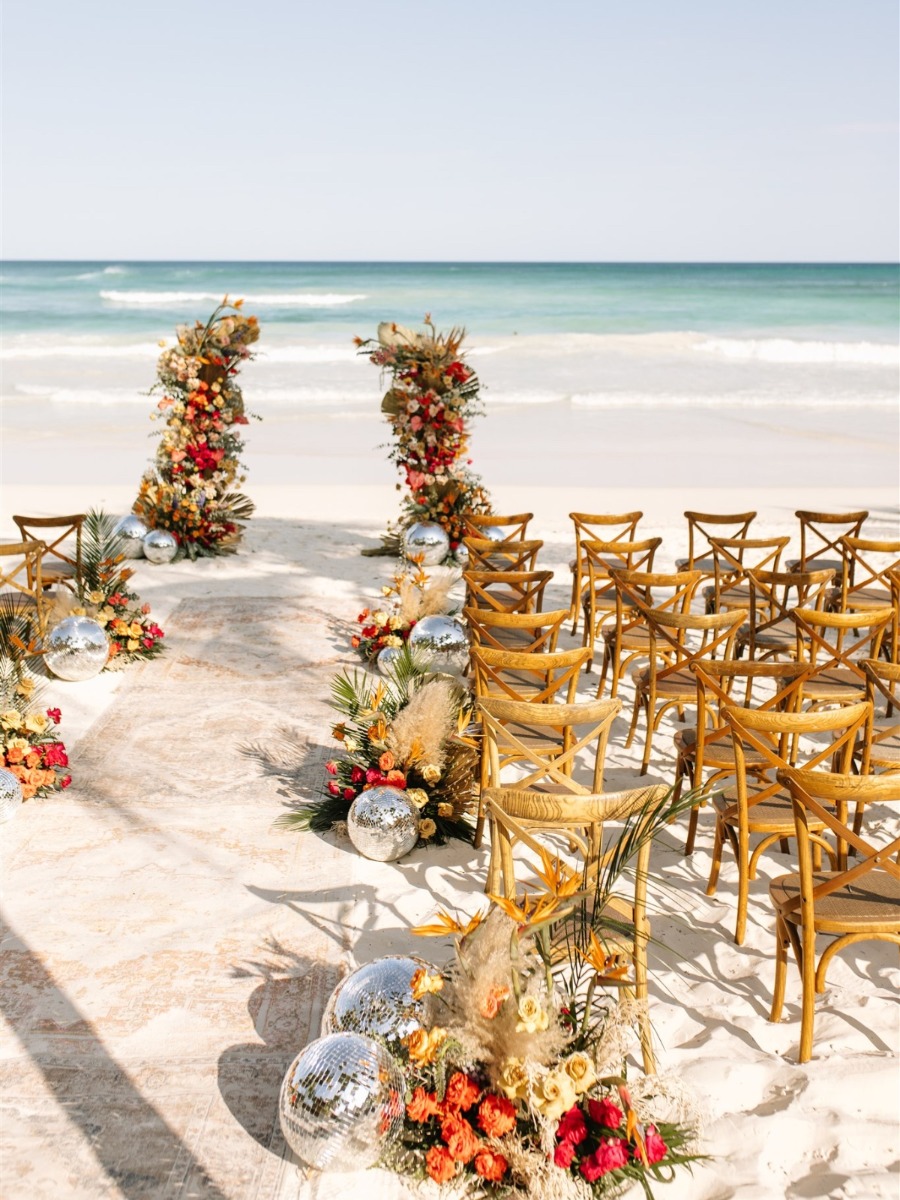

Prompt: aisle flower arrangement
[0,678,71,799]
[278,656,476,846]
[356,316,491,553]
[352,565,456,662]
[134,299,260,558]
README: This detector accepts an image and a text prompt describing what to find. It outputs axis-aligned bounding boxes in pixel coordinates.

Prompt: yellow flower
[533,1068,577,1122]
[437,802,453,817]
[129,621,143,638]
[410,967,444,1001]
[407,788,430,809]
[127,639,140,651]
[515,995,549,1034]
[419,818,436,839]
[421,764,441,784]
[373,610,388,626]
[385,635,402,648]
[404,1026,447,1065]
[88,590,106,604]
[0,711,22,731]
[16,678,35,698]
[497,1058,529,1101]
[388,615,404,631]
[412,906,487,939]
[563,1052,597,1095]
[23,712,48,735]
[8,737,30,752]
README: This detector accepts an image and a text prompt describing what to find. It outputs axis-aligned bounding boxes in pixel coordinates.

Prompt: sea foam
[695,336,899,366]
[100,290,367,307]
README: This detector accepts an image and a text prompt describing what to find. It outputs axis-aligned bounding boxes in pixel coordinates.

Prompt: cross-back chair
[462,512,533,542]
[770,768,900,1063]
[568,511,642,634]
[676,660,811,857]
[675,511,757,576]
[624,605,748,775]
[11,514,85,595]
[857,660,900,776]
[786,510,868,575]
[581,537,662,667]
[888,568,900,662]
[714,701,871,944]
[464,606,569,653]
[735,567,835,661]
[791,606,894,709]
[598,568,701,698]
[833,535,900,618]
[704,536,791,614]
[0,540,49,637]
[463,569,553,614]
[462,537,543,573]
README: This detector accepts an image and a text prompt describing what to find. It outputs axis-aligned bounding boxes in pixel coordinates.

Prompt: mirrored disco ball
[44,616,109,681]
[376,645,401,675]
[454,544,470,567]
[0,768,23,824]
[347,786,419,862]
[321,956,434,1053]
[279,1032,404,1172]
[408,615,469,675]
[482,525,507,542]
[113,514,148,559]
[401,522,450,567]
[142,528,178,564]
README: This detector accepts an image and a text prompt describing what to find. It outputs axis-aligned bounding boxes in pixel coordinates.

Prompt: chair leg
[624,693,642,749]
[798,918,818,1063]
[706,818,725,894]
[769,914,789,1022]
[734,827,750,946]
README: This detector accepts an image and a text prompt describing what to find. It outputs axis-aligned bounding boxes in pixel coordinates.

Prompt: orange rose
[444,1072,481,1112]
[477,1093,517,1138]
[386,769,406,786]
[440,1114,479,1163]
[9,765,27,781]
[479,984,510,1019]
[378,750,395,772]
[425,1145,456,1184]
[24,752,41,769]
[474,1148,509,1182]
[5,747,24,764]
[406,1087,439,1123]
[20,784,36,799]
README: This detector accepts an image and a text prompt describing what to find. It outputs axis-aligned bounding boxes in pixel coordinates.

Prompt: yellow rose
[533,1068,578,1122]
[0,711,22,730]
[373,611,388,626]
[129,621,143,638]
[127,639,140,651]
[497,1058,529,1101]
[421,764,442,784]
[23,713,48,735]
[563,1052,597,1095]
[385,635,402,648]
[388,615,404,630]
[406,788,430,809]
[15,678,34,697]
[515,995,550,1034]
[437,802,453,817]
[419,818,436,839]
[8,737,30,753]
[88,590,107,604]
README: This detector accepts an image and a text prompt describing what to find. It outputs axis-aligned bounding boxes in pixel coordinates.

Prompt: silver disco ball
[402,522,450,567]
[0,768,23,824]
[454,544,470,567]
[321,956,435,1053]
[44,616,109,681]
[279,1032,404,1172]
[347,786,420,862]
[482,525,507,542]
[376,645,402,675]
[142,528,179,564]
[113,514,149,559]
[408,615,469,675]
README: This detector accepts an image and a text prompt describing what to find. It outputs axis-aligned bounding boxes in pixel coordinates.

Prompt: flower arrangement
[356,316,491,553]
[0,677,70,799]
[134,298,260,558]
[278,655,476,846]
[352,565,457,662]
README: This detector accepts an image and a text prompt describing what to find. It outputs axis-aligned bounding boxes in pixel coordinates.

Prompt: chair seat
[786,556,844,574]
[39,560,78,582]
[633,666,696,700]
[770,870,900,934]
[676,556,715,574]
[714,787,815,832]
[739,619,796,649]
[839,586,892,610]
[703,583,754,609]
[674,726,766,768]
[867,719,900,768]
[603,625,651,650]
[802,669,866,704]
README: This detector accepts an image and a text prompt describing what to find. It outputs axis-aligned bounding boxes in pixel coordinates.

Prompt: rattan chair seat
[802,669,866,704]
[703,583,755,608]
[739,619,795,648]
[770,870,900,933]
[632,665,696,699]
[786,556,844,575]
[675,555,716,574]
[603,625,652,650]
[674,726,766,768]
[829,584,891,609]
[714,788,821,832]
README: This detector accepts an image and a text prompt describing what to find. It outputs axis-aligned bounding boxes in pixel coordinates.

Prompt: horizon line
[2,258,898,267]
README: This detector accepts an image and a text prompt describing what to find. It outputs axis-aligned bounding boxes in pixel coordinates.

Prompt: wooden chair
[462,537,543,573]
[888,568,900,662]
[598,568,701,699]
[624,606,747,775]
[770,768,900,1063]
[676,660,810,856]
[858,660,900,775]
[581,537,662,668]
[463,570,553,614]
[675,511,756,576]
[568,511,642,635]
[11,514,85,595]
[483,778,667,1073]
[832,535,900,618]
[792,606,895,708]
[704,536,791,614]
[0,540,48,637]
[787,510,868,574]
[462,512,533,541]
[735,568,835,661]
[464,606,569,653]
[714,702,870,944]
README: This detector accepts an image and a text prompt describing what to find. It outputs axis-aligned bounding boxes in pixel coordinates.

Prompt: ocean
[1,261,897,490]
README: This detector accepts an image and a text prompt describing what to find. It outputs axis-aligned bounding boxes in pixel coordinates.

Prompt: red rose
[350,766,364,784]
[556,1104,588,1145]
[342,788,355,801]
[553,1139,577,1168]
[474,1148,508,1181]
[643,1125,668,1165]
[426,1145,457,1184]
[588,1098,623,1130]
[440,1114,479,1163]
[46,708,61,723]
[60,776,72,789]
[580,1137,629,1182]
[327,781,341,796]
[477,1093,517,1138]
[325,760,338,776]
[444,1072,480,1112]
[365,768,383,785]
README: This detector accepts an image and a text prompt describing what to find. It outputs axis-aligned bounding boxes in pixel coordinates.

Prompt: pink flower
[588,1098,623,1130]
[46,708,61,724]
[556,1105,588,1145]
[350,766,365,784]
[553,1139,577,1168]
[643,1125,668,1165]
[325,760,338,776]
[580,1138,629,1182]
[60,775,72,789]
[327,781,341,796]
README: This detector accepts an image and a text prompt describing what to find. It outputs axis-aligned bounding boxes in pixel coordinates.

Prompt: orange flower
[474,1148,509,1182]
[404,1027,447,1065]
[410,967,444,1001]
[378,750,395,772]
[406,1086,440,1123]
[24,752,41,769]
[425,1145,457,1184]
[440,1113,479,1163]
[8,765,27,781]
[385,769,406,785]
[477,1093,517,1138]
[444,1072,480,1112]
[20,783,36,800]
[5,747,24,764]
[479,984,510,1019]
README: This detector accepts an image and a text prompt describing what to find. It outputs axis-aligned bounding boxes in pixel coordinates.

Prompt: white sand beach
[1,471,898,1200]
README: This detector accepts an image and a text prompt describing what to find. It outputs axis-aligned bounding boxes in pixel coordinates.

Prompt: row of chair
[0,514,86,633]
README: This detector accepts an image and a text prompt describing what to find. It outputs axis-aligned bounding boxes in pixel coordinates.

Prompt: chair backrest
[708,536,791,602]
[479,694,621,795]
[792,606,895,679]
[859,659,900,773]
[794,510,868,570]
[0,540,46,602]
[607,567,701,637]
[632,604,748,683]
[862,657,900,714]
[463,537,543,573]
[690,660,811,765]
[570,511,642,555]
[463,569,554,613]
[582,538,663,619]
[462,512,533,541]
[682,511,757,569]
[744,567,836,640]
[470,645,591,705]
[836,535,900,609]
[11,514,85,574]
[464,606,569,653]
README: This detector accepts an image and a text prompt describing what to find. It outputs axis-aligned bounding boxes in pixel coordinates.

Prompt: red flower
[642,1125,668,1165]
[342,788,355,801]
[440,1114,479,1163]
[60,775,72,789]
[473,1148,508,1181]
[477,1093,517,1138]
[580,1137,629,1182]
[588,1098,623,1130]
[444,1072,480,1112]
[327,781,341,796]
[350,766,365,784]
[325,760,338,776]
[43,744,69,768]
[553,1139,577,1168]
[556,1105,588,1145]
[425,1145,457,1184]
[45,708,61,723]
[406,1087,440,1123]
[365,768,383,785]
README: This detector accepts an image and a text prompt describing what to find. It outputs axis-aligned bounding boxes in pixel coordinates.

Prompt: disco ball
[321,956,435,1053]
[279,1032,404,1172]
[0,768,23,824]
[142,529,179,564]
[44,616,109,681]
[408,615,469,675]
[402,522,450,567]
[376,645,402,675]
[454,544,470,568]
[482,525,507,542]
[113,514,149,559]
[347,786,420,862]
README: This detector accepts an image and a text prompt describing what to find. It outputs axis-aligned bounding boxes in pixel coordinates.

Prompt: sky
[1,0,898,261]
